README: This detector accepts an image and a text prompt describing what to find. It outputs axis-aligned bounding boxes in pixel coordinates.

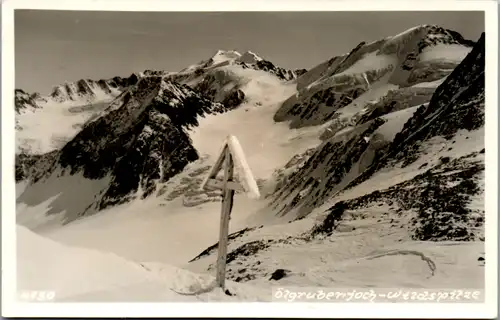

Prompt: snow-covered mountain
[180,49,300,81]
[168,49,303,108]
[275,25,476,129]
[14,25,486,302]
[15,73,141,154]
[271,31,485,224]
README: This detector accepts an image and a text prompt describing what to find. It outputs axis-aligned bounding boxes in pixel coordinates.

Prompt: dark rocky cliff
[236,59,299,81]
[269,118,387,219]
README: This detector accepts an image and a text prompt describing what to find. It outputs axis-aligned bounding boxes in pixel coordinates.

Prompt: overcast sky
[15,10,484,94]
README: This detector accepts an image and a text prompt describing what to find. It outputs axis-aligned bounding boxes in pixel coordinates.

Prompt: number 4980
[18,290,56,302]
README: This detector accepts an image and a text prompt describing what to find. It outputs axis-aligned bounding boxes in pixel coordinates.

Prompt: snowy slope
[186,200,484,290]
[17,225,270,302]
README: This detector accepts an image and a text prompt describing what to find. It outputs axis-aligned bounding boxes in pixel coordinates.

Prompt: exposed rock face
[354,86,436,125]
[15,89,46,113]
[222,89,246,108]
[142,70,171,77]
[275,65,394,128]
[192,70,246,109]
[48,73,139,103]
[15,151,58,182]
[294,68,308,77]
[269,268,291,280]
[236,59,299,81]
[404,61,456,87]
[18,77,230,221]
[275,25,476,129]
[321,152,484,241]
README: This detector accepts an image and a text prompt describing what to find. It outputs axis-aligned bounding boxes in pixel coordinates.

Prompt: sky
[15,10,484,94]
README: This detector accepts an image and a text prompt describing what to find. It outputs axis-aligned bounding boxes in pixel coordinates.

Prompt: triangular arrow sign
[200,135,260,199]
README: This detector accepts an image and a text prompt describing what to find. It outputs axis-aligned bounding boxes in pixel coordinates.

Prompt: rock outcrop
[15,89,46,113]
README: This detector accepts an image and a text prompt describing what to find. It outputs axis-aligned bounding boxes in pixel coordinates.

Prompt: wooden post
[199,135,260,293]
[215,148,235,290]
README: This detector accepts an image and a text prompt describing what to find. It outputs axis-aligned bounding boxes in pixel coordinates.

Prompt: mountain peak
[207,49,268,66]
[214,49,240,55]
[210,49,242,63]
[385,24,475,50]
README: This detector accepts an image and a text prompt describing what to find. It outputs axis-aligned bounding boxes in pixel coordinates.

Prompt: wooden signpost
[200,135,260,290]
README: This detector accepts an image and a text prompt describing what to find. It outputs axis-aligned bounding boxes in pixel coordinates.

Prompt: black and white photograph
[2,0,498,318]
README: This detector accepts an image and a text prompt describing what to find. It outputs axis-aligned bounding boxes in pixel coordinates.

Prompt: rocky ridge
[15,73,141,112]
